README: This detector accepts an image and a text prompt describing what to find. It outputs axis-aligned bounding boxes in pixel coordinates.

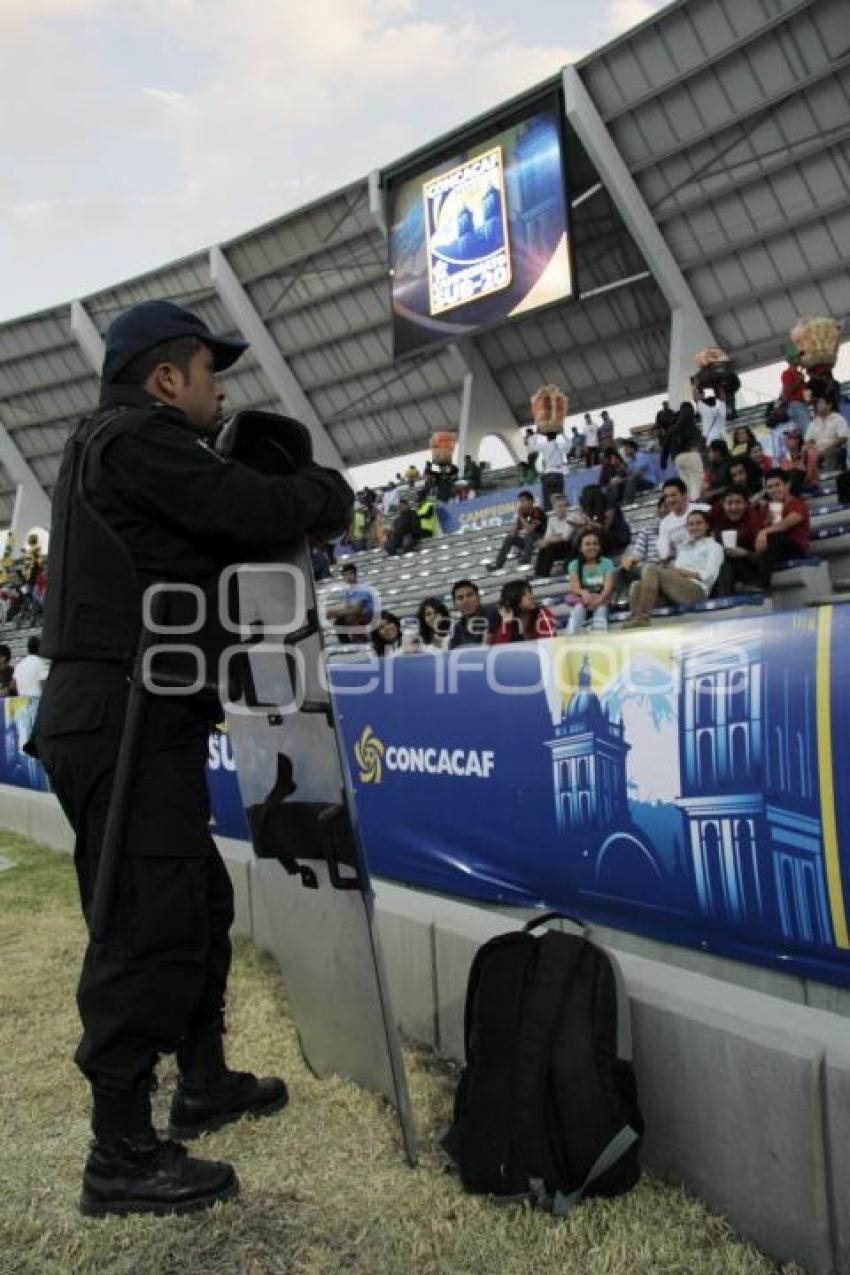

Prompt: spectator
[780,351,811,433]
[583,413,601,468]
[577,484,631,556]
[13,634,50,697]
[615,495,666,601]
[727,455,765,501]
[806,388,848,472]
[567,530,614,634]
[567,426,584,462]
[488,490,545,571]
[656,478,695,562]
[463,454,483,494]
[517,429,539,485]
[491,578,557,644]
[416,596,452,649]
[702,439,732,501]
[0,643,16,697]
[448,579,500,648]
[655,400,676,433]
[625,509,723,628]
[710,486,766,593]
[534,493,583,578]
[730,425,759,456]
[385,497,420,556]
[660,399,705,501]
[372,610,403,658]
[779,427,820,495]
[434,459,460,502]
[598,447,631,505]
[403,463,419,484]
[753,469,810,587]
[415,487,438,540]
[694,384,727,448]
[620,439,655,503]
[598,410,615,449]
[310,544,332,582]
[749,442,772,474]
[327,564,375,645]
[532,429,569,511]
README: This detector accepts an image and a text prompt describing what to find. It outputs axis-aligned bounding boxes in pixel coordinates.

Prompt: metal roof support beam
[209,246,344,470]
[70,298,106,375]
[563,65,714,406]
[0,416,51,536]
[449,340,521,464]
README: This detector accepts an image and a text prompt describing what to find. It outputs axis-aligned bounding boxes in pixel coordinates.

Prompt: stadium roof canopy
[1,0,848,526]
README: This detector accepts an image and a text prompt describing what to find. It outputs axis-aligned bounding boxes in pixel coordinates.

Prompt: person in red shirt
[710,485,766,592]
[754,469,810,588]
[490,578,558,643]
[489,490,546,570]
[780,352,811,433]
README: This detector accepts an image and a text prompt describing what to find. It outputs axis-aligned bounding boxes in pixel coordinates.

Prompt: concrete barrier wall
[1,785,847,1274]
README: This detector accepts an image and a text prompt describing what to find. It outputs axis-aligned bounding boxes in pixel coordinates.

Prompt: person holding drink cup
[710,485,767,593]
[752,469,810,588]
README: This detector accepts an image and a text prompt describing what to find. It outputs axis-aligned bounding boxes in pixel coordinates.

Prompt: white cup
[769,501,784,523]
[721,529,737,548]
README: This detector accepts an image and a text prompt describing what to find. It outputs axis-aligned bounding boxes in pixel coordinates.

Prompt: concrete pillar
[0,419,51,536]
[562,66,715,407]
[449,340,521,464]
[70,298,106,374]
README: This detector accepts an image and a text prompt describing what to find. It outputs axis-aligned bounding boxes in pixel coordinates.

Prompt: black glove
[216,410,314,474]
[303,465,355,538]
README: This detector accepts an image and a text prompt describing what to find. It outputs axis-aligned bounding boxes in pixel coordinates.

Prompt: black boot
[168,1025,288,1140]
[80,1132,238,1217]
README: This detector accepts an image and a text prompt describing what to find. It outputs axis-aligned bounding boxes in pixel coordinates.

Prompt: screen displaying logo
[423,146,511,317]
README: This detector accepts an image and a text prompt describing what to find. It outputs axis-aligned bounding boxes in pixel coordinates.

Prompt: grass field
[0,834,805,1275]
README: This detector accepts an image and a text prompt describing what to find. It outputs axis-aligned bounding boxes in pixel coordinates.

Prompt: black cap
[102,299,249,384]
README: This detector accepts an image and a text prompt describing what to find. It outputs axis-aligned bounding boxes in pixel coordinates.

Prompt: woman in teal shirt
[567,529,615,634]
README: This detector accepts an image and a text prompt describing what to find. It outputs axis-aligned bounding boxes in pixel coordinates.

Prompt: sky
[0,0,664,322]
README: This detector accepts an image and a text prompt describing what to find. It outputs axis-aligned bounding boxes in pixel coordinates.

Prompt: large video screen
[386,94,573,359]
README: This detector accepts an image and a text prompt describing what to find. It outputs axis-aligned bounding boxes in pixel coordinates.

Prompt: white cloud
[604,0,663,37]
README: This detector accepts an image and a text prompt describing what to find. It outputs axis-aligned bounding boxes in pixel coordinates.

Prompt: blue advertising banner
[3,607,848,987]
[331,606,850,988]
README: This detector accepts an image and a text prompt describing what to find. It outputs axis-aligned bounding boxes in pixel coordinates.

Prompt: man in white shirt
[806,390,848,471]
[695,386,726,448]
[625,509,723,627]
[534,493,582,577]
[531,430,569,510]
[656,478,696,562]
[13,634,50,696]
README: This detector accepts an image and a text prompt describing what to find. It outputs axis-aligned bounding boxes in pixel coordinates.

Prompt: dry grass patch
[0,835,805,1275]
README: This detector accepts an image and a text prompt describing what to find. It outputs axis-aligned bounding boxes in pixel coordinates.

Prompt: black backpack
[442,914,643,1215]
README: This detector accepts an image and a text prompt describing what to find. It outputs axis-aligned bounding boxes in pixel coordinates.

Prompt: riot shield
[214,422,416,1166]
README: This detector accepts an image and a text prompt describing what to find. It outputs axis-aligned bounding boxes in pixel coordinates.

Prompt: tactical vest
[416,499,438,536]
[41,408,144,663]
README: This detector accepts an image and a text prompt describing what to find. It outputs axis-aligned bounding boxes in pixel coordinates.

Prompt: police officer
[34,300,353,1217]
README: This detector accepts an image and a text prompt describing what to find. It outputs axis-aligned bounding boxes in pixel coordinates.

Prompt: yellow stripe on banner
[817,607,849,947]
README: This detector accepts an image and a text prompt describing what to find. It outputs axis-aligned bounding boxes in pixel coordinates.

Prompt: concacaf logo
[355,725,385,784]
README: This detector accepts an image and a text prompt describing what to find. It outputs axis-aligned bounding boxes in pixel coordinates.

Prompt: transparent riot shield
[222,553,417,1166]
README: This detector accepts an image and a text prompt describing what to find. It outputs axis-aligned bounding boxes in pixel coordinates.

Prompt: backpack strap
[550,1125,641,1217]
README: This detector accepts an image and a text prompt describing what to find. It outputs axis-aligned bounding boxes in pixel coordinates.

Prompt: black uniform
[35,384,352,1137]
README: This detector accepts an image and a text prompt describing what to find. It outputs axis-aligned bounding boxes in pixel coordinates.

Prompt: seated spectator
[577,484,631,556]
[753,469,810,588]
[710,485,766,593]
[534,493,583,578]
[416,596,452,649]
[806,388,848,472]
[779,427,820,495]
[727,455,764,501]
[488,490,545,571]
[660,398,705,502]
[620,439,655,503]
[599,448,630,505]
[702,439,731,501]
[624,509,724,628]
[372,611,402,657]
[13,635,50,697]
[448,579,500,648]
[567,530,614,634]
[657,478,698,562]
[749,442,772,474]
[0,643,17,697]
[415,488,438,540]
[615,495,666,600]
[327,564,375,645]
[385,497,420,556]
[491,579,557,644]
[730,425,759,455]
